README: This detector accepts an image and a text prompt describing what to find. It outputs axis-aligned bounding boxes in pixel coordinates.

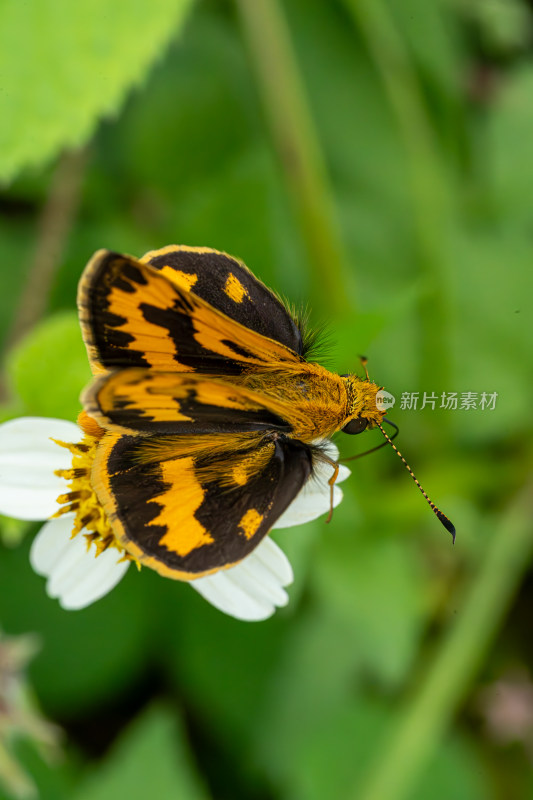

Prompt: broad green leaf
[410,734,491,800]
[252,609,368,788]
[74,706,209,800]
[289,699,490,800]
[5,312,89,421]
[311,530,427,687]
[0,0,194,183]
[257,669,490,800]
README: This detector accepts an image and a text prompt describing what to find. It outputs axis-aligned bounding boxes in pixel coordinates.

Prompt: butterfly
[77,245,452,583]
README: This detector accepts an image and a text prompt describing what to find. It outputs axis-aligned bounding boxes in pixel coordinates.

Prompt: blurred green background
[0,0,532,798]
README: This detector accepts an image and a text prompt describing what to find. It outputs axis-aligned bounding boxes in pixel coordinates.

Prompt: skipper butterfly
[77,246,454,581]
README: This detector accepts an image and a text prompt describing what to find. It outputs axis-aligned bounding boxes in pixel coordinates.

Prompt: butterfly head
[339,375,386,435]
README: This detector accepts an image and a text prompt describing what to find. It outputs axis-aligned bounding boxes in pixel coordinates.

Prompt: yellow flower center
[52,412,137,565]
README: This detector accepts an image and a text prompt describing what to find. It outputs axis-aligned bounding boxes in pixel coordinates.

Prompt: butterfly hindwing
[141,245,304,355]
[83,367,294,434]
[78,250,302,376]
[92,430,313,579]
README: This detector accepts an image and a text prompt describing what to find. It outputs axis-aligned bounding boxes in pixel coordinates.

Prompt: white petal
[273,444,350,529]
[250,535,293,585]
[30,517,129,610]
[319,440,340,461]
[313,459,351,485]
[190,536,293,621]
[314,440,350,483]
[30,513,78,575]
[0,417,80,520]
[274,484,343,528]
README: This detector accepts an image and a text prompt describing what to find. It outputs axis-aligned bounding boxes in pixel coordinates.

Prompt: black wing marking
[141,245,305,356]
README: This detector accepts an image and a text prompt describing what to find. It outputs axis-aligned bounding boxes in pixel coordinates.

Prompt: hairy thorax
[237,363,384,442]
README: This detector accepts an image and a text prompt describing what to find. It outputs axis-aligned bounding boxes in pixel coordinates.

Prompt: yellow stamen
[53,424,139,567]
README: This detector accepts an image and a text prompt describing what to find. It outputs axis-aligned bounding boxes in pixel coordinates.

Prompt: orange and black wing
[92,431,313,579]
[141,245,305,355]
[78,249,303,376]
[83,367,296,434]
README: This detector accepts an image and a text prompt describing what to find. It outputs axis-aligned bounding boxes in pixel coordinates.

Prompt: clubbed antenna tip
[436,510,456,544]
[376,422,456,545]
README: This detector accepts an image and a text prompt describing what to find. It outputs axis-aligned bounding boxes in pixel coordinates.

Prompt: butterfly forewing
[141,245,304,354]
[78,250,302,376]
[92,431,313,579]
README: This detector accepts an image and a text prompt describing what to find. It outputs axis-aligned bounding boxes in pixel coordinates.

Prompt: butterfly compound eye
[342,417,368,435]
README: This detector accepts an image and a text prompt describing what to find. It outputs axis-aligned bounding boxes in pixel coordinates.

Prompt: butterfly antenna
[359,355,370,381]
[376,421,456,543]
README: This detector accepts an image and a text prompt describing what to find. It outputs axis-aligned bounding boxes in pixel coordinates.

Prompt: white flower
[0,417,349,621]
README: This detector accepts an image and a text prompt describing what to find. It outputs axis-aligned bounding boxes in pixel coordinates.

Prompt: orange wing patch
[238,508,264,539]
[152,458,215,557]
[224,272,250,303]
[159,268,198,292]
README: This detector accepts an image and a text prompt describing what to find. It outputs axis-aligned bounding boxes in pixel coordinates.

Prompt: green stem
[0,740,36,799]
[234,0,350,314]
[5,148,88,350]
[344,0,451,391]
[356,479,533,800]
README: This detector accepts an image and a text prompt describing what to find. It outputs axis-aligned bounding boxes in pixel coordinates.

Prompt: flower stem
[344,0,452,391]
[234,0,350,314]
[356,478,533,800]
[6,148,88,350]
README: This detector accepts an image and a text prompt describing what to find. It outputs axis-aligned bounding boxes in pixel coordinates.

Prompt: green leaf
[281,696,389,800]
[252,609,368,789]
[73,706,209,800]
[258,683,490,800]
[0,0,194,183]
[311,526,427,687]
[293,702,490,800]
[5,312,89,421]
[410,734,491,800]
